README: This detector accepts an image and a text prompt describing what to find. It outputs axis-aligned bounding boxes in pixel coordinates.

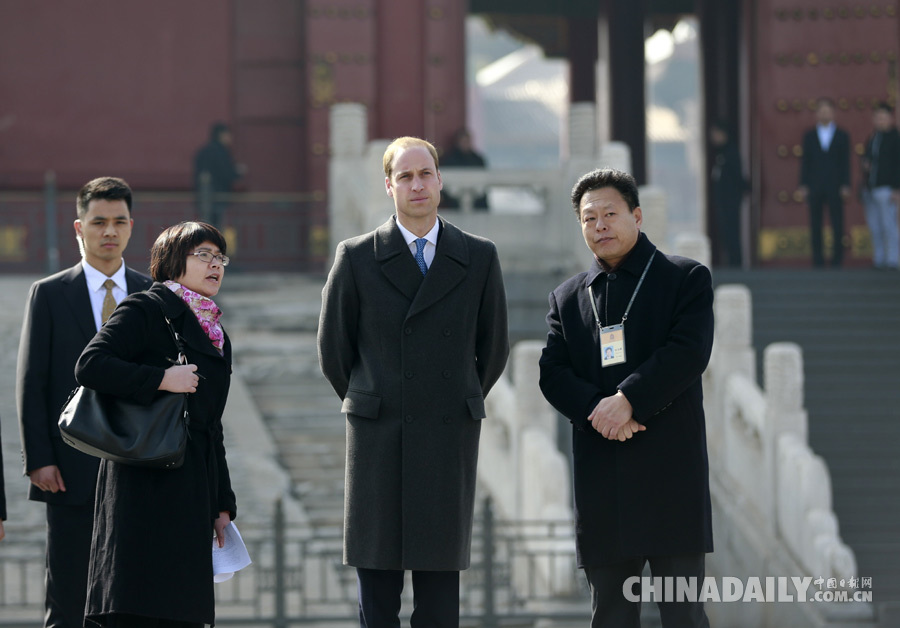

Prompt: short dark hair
[570,168,640,219]
[875,101,894,114]
[149,221,227,282]
[76,177,133,219]
[210,122,229,142]
[816,97,836,110]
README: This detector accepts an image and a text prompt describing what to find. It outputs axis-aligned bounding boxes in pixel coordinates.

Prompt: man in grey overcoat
[317,136,509,627]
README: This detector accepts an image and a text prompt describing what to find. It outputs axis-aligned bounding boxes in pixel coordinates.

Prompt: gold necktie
[101,279,117,324]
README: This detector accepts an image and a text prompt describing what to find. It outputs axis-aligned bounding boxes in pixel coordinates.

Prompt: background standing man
[709,121,746,267]
[317,136,509,628]
[798,97,851,267]
[861,101,900,270]
[539,169,714,627]
[193,122,241,228]
[16,177,151,628]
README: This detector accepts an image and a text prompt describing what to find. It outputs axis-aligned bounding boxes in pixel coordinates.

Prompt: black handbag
[58,307,191,469]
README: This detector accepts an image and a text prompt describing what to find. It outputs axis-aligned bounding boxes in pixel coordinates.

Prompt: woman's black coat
[539,234,714,567]
[75,283,236,626]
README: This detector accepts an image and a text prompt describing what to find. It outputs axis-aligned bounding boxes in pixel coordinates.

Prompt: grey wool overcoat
[317,216,509,571]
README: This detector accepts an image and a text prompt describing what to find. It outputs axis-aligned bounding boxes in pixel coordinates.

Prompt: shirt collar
[584,232,656,287]
[396,217,440,247]
[82,258,126,292]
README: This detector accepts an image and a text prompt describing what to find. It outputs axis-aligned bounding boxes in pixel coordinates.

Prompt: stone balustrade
[479,341,578,596]
[707,286,872,626]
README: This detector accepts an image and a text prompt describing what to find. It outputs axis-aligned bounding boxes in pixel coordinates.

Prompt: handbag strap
[151,298,192,432]
[163,315,187,365]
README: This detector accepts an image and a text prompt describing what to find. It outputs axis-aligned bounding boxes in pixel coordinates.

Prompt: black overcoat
[539,234,714,567]
[75,283,236,626]
[317,216,509,571]
[16,263,151,505]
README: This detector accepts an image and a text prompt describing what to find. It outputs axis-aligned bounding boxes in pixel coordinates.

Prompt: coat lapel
[375,216,425,303]
[406,218,468,319]
[124,267,151,295]
[60,263,98,343]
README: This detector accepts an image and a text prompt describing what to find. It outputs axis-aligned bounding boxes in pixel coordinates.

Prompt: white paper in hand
[212,522,252,583]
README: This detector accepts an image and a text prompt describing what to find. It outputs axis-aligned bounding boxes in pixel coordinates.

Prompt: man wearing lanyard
[539,168,714,627]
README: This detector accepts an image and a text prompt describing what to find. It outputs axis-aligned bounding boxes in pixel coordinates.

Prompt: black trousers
[808,190,845,267]
[45,502,94,628]
[583,554,710,628]
[88,614,202,628]
[356,568,459,628]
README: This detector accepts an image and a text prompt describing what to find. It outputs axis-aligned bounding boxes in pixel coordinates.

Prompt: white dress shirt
[82,259,127,331]
[817,122,836,151]
[396,219,439,269]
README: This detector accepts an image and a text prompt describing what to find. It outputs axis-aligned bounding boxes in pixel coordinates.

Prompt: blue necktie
[414,238,428,275]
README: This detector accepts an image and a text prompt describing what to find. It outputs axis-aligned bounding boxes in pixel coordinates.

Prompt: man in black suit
[540,169,714,627]
[799,98,851,267]
[16,177,152,628]
[318,136,509,627]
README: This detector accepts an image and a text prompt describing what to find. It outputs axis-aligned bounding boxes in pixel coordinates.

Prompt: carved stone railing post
[708,284,755,468]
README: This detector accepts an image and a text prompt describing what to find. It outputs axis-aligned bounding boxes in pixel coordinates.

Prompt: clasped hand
[159,364,200,393]
[588,391,646,441]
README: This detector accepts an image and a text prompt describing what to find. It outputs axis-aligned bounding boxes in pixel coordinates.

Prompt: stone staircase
[217,274,347,531]
[714,268,900,609]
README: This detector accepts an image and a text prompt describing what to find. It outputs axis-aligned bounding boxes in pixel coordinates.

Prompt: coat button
[404,327,412,335]
[608,272,617,281]
[443,370,451,379]
[405,370,413,379]
[405,415,414,423]
[442,415,452,424]
[442,328,451,337]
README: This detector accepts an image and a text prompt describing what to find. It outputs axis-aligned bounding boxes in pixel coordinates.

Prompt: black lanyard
[588,250,656,329]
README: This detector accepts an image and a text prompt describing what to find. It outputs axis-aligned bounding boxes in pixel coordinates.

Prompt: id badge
[600,324,626,367]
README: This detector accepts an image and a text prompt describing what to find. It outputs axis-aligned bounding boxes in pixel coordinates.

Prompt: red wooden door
[748,1,900,266]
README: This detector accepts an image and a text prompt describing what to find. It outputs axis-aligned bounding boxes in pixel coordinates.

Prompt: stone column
[364,139,392,233]
[568,102,598,161]
[328,104,368,258]
[638,185,667,249]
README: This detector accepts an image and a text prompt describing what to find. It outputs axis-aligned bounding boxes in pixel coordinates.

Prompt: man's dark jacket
[800,125,851,193]
[16,262,152,505]
[539,233,714,566]
[863,127,900,189]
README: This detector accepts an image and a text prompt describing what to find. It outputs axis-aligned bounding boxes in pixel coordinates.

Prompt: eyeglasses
[189,251,230,266]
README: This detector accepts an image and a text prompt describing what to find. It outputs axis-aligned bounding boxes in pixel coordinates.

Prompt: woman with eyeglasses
[75,221,236,628]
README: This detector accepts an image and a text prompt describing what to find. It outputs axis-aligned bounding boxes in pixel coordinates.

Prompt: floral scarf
[164,281,224,354]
